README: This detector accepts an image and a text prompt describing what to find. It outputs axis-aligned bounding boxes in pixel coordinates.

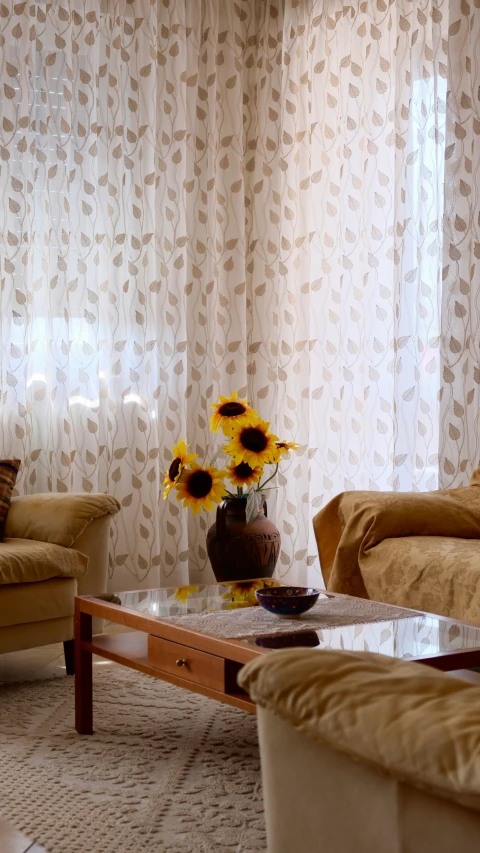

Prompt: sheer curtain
[439,0,480,486]
[0,0,478,590]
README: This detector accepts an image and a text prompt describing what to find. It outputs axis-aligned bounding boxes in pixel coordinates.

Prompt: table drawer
[148,635,225,691]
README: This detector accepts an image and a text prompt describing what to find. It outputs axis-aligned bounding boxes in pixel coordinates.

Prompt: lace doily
[160,595,416,639]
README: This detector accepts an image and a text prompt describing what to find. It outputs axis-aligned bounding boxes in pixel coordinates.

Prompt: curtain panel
[440,0,480,485]
[0,0,478,589]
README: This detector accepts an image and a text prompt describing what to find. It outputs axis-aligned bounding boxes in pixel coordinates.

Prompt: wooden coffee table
[75,582,480,734]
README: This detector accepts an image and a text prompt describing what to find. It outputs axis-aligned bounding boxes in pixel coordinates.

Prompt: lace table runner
[159,596,417,639]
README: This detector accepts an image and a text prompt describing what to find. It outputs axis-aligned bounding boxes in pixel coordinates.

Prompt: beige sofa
[313,468,480,624]
[240,648,480,853]
[0,493,120,673]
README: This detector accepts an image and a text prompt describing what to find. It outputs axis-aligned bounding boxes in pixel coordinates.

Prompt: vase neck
[222,497,265,517]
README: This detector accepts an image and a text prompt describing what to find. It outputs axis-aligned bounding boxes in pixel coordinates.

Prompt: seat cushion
[0,538,87,586]
[0,577,76,628]
[361,536,480,624]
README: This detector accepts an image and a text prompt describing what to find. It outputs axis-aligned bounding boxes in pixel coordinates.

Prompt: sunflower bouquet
[163,392,299,524]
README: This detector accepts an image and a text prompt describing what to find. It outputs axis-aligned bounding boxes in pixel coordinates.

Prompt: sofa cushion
[0,616,74,655]
[0,538,87,586]
[4,492,120,547]
[313,484,480,598]
[0,460,20,540]
[239,648,480,813]
[361,535,480,624]
[0,577,76,628]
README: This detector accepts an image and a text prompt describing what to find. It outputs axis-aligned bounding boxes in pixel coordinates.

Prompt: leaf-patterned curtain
[0,0,478,589]
[439,0,480,485]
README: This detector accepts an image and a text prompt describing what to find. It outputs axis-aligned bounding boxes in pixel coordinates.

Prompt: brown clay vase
[206,496,281,582]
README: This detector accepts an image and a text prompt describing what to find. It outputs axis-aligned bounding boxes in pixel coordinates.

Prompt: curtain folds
[439,0,480,486]
[0,0,478,588]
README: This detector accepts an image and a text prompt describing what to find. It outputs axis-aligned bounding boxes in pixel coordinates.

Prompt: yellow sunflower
[224,418,280,468]
[162,438,198,499]
[275,441,301,457]
[227,461,263,488]
[210,391,256,435]
[175,463,227,514]
[174,585,199,604]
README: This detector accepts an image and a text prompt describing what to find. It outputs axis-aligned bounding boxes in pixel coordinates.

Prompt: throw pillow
[0,459,21,540]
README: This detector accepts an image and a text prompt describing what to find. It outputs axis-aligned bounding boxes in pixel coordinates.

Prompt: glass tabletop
[96,580,282,616]
[241,616,480,660]
[94,581,480,662]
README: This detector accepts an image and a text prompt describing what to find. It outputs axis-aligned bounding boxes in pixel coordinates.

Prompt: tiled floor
[0,641,68,685]
[0,819,46,853]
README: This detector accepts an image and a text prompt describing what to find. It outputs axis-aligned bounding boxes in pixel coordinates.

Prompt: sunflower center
[235,462,254,479]
[187,469,213,499]
[240,427,268,453]
[218,401,246,417]
[168,457,182,482]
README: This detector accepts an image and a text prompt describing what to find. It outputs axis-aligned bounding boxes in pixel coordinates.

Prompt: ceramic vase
[206,496,280,582]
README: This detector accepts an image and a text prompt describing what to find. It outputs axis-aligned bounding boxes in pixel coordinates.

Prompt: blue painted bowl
[255,586,320,616]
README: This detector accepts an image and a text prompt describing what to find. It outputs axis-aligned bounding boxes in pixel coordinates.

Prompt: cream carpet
[0,666,265,853]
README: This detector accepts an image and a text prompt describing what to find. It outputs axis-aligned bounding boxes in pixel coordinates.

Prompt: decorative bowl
[255,586,320,616]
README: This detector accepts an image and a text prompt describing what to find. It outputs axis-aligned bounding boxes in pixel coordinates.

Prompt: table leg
[75,608,93,735]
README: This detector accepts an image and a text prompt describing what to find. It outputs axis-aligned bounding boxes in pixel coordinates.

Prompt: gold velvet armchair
[240,648,480,853]
[0,493,120,673]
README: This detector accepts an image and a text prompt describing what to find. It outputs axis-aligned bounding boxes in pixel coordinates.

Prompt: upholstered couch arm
[239,648,480,812]
[4,493,120,548]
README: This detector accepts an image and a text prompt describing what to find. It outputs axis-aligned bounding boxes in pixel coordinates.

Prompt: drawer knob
[176,658,188,667]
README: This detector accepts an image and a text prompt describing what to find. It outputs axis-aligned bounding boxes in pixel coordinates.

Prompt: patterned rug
[0,666,265,853]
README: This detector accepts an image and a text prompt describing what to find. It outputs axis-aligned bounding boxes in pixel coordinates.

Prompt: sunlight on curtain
[0,0,476,589]
[246,0,449,575]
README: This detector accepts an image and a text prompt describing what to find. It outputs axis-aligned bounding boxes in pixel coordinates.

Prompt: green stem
[256,463,278,492]
[237,485,243,497]
[209,443,227,467]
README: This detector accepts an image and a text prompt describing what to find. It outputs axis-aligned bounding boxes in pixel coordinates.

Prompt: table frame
[75,591,480,735]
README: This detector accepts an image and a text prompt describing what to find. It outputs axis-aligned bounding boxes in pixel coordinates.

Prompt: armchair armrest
[4,493,120,548]
[239,648,480,812]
